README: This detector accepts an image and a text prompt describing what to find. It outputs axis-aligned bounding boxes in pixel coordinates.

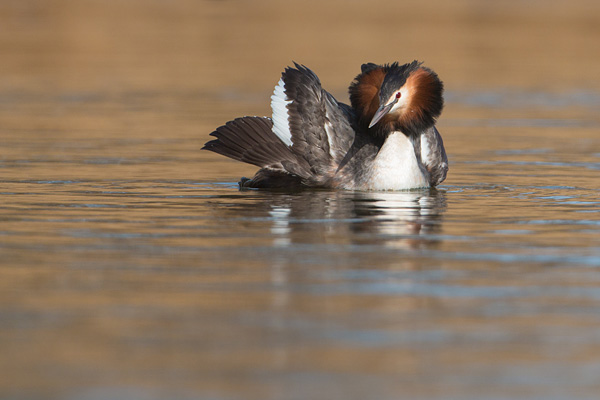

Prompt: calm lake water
[1,1,600,399]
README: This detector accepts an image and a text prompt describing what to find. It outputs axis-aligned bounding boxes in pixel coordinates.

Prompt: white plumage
[270,78,293,147]
[366,132,428,190]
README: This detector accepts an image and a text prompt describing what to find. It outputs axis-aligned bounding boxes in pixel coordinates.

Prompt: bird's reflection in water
[350,189,446,249]
[237,188,447,250]
[212,188,447,314]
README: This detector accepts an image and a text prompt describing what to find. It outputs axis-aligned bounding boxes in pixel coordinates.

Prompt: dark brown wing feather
[203,64,358,189]
[203,116,310,173]
[281,63,356,180]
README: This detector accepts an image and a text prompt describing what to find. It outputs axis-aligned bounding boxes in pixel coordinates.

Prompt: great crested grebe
[203,61,448,190]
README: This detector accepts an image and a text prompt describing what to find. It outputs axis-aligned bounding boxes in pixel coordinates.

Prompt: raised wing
[270,63,356,183]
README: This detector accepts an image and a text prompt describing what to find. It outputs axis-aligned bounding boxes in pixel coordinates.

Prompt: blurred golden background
[2,0,598,183]
[2,0,599,94]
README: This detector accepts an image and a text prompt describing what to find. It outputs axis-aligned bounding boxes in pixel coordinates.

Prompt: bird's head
[349,61,444,137]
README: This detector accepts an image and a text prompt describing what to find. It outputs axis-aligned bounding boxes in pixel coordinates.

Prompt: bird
[202,60,448,191]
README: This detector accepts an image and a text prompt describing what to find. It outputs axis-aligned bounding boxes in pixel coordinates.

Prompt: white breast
[365,132,428,190]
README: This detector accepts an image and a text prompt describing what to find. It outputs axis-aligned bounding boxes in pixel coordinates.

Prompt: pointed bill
[368,102,394,128]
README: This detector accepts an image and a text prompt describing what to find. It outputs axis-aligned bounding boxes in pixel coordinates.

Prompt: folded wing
[420,126,449,187]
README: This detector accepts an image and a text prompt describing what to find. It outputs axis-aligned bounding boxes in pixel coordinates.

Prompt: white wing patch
[270,78,293,147]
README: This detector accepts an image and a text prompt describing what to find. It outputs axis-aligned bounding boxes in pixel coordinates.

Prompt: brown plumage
[203,61,448,191]
[349,65,386,125]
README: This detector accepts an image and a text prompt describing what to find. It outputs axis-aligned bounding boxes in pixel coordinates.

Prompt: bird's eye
[395,92,402,99]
